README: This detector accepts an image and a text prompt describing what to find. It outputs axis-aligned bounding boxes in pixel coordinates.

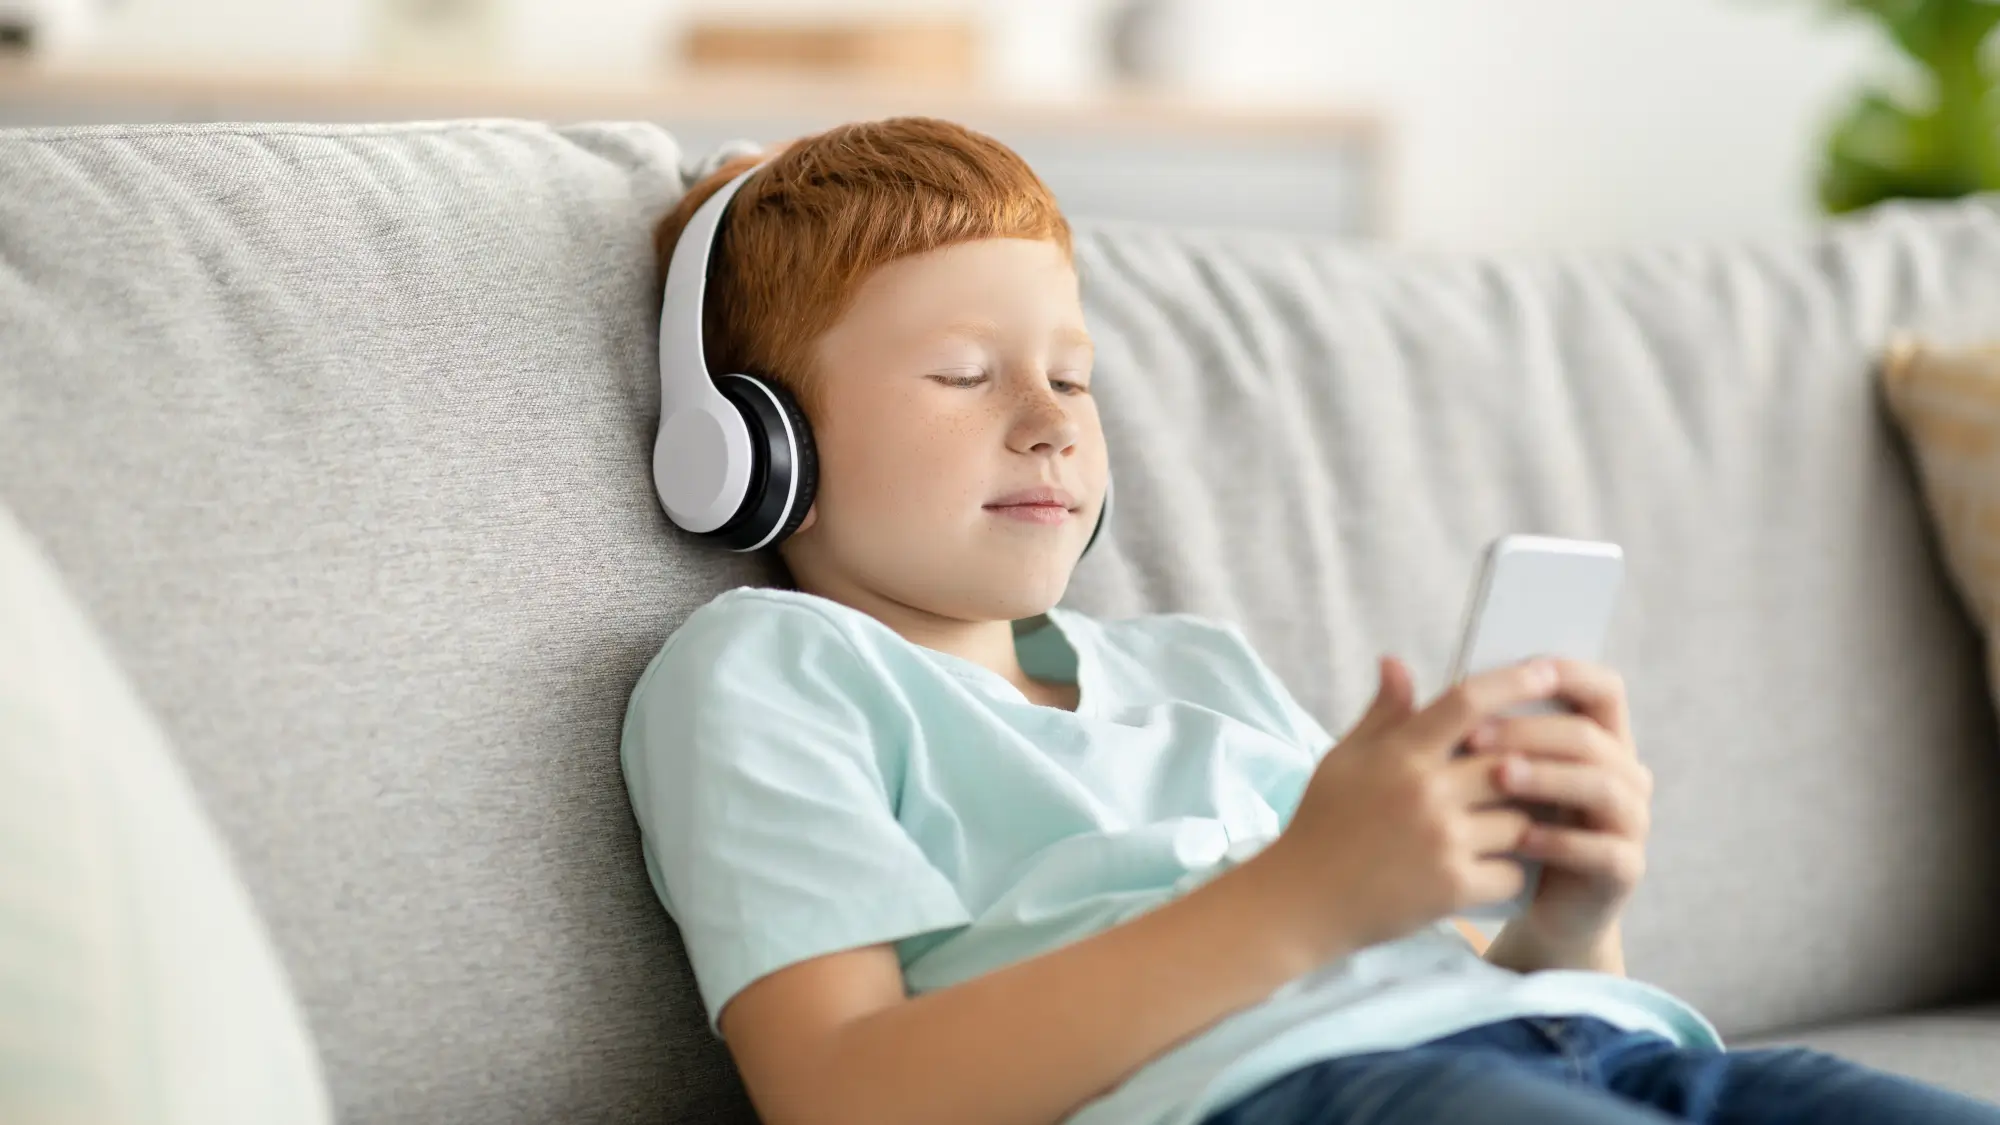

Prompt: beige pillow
[0,503,331,1125]
[1881,335,2000,700]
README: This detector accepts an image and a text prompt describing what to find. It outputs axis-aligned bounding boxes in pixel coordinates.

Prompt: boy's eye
[930,370,988,388]
[1051,373,1092,395]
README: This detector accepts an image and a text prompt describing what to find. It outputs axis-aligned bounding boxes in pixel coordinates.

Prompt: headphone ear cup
[1082,474,1112,558]
[710,372,817,551]
[759,376,817,544]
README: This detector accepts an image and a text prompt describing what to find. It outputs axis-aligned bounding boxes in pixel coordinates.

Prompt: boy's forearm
[1484,919,1625,976]
[795,849,1350,1125]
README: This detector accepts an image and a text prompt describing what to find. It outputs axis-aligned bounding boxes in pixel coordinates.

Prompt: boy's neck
[897,611,1027,686]
[796,576,1052,702]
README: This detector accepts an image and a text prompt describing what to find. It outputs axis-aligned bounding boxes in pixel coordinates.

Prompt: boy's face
[780,237,1107,625]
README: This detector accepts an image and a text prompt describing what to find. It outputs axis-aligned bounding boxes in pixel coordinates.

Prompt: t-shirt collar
[914,608,1096,716]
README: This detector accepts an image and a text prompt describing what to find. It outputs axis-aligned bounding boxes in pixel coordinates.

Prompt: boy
[620,117,2000,1125]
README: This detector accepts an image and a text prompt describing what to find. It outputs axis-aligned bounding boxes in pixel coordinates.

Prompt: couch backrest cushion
[0,121,767,1125]
[4,121,2000,1124]
[1060,211,2000,1035]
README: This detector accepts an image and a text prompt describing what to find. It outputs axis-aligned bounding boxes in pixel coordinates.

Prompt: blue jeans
[1198,1015,2000,1125]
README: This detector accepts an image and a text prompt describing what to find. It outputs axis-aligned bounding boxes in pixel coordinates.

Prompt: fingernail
[1534,659,1558,686]
[1504,757,1530,786]
[1468,720,1496,750]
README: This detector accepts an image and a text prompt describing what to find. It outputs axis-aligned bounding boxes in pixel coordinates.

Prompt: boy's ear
[794,502,818,535]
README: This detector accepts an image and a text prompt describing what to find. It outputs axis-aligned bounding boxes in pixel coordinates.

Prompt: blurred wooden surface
[680,19,979,87]
[0,59,1390,236]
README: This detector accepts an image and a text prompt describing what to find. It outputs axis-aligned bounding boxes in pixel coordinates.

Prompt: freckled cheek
[816,403,989,518]
[898,427,989,516]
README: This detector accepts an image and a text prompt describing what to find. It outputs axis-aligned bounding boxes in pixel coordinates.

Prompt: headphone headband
[658,165,759,413]
[653,165,771,535]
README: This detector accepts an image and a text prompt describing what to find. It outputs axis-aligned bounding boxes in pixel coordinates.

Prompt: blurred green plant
[1798,0,2000,212]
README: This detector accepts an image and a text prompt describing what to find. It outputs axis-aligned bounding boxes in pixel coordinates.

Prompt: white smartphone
[1446,534,1625,921]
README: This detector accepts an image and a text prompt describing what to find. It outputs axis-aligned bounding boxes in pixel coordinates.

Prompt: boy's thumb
[1344,656,1413,744]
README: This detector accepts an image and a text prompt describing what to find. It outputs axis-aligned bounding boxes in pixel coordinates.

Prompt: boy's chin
[930,561,1077,623]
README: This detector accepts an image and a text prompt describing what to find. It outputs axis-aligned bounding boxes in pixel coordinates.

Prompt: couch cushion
[1060,211,2000,1038]
[1736,1005,2000,1103]
[4,119,2000,1124]
[1879,337,2000,698]
[0,500,331,1125]
[0,121,769,1125]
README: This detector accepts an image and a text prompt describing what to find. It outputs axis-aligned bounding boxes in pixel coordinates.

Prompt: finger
[1440,750,1512,806]
[1469,713,1625,765]
[1383,655,1415,711]
[1464,806,1533,855]
[1398,659,1562,757]
[1493,758,1649,836]
[1515,825,1647,888]
[1344,656,1416,744]
[1461,857,1529,908]
[1548,659,1631,740]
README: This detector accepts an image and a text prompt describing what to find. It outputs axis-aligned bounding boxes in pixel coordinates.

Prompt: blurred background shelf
[0,2,1936,250]
[0,60,1389,237]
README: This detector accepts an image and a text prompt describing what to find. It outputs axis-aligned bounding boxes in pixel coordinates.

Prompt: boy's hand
[1469,658,1651,970]
[1257,655,1563,959]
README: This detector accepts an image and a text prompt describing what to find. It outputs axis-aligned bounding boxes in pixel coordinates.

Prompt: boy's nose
[1011,391,1080,455]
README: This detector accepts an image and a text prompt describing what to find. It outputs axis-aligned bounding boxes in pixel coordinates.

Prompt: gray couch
[3,119,1999,1124]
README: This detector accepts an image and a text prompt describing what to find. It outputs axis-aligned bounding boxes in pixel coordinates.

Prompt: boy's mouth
[984,486,1079,526]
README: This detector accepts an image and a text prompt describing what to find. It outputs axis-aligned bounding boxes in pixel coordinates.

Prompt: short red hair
[653,117,1073,416]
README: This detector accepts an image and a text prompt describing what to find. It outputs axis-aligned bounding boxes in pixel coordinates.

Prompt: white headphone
[653,164,1111,555]
[653,167,815,552]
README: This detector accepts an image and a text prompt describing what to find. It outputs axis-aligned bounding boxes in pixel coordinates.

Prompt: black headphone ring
[710,373,818,552]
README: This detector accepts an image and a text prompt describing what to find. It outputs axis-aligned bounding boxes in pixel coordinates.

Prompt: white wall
[78,0,1895,251]
[87,0,361,65]
[1159,0,1892,251]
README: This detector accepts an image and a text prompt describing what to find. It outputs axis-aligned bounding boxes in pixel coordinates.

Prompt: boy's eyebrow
[1056,326,1096,352]
[933,319,1095,351]
[934,318,1002,342]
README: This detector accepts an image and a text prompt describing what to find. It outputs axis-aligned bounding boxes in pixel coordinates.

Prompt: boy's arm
[1484,919,1626,975]
[719,845,1355,1125]
[715,656,1568,1125]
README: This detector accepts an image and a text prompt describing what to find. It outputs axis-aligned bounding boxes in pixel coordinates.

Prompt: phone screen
[1448,535,1624,919]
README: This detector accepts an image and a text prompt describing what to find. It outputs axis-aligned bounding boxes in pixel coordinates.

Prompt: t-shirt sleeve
[620,595,972,1033]
[1211,621,1336,755]
[1201,620,1337,825]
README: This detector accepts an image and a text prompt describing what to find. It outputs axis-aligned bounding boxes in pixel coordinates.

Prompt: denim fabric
[1198,1015,2000,1125]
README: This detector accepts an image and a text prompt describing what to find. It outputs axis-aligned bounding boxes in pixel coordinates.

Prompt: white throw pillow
[0,503,331,1125]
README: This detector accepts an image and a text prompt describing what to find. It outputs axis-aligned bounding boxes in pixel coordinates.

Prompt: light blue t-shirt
[620,587,1722,1125]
